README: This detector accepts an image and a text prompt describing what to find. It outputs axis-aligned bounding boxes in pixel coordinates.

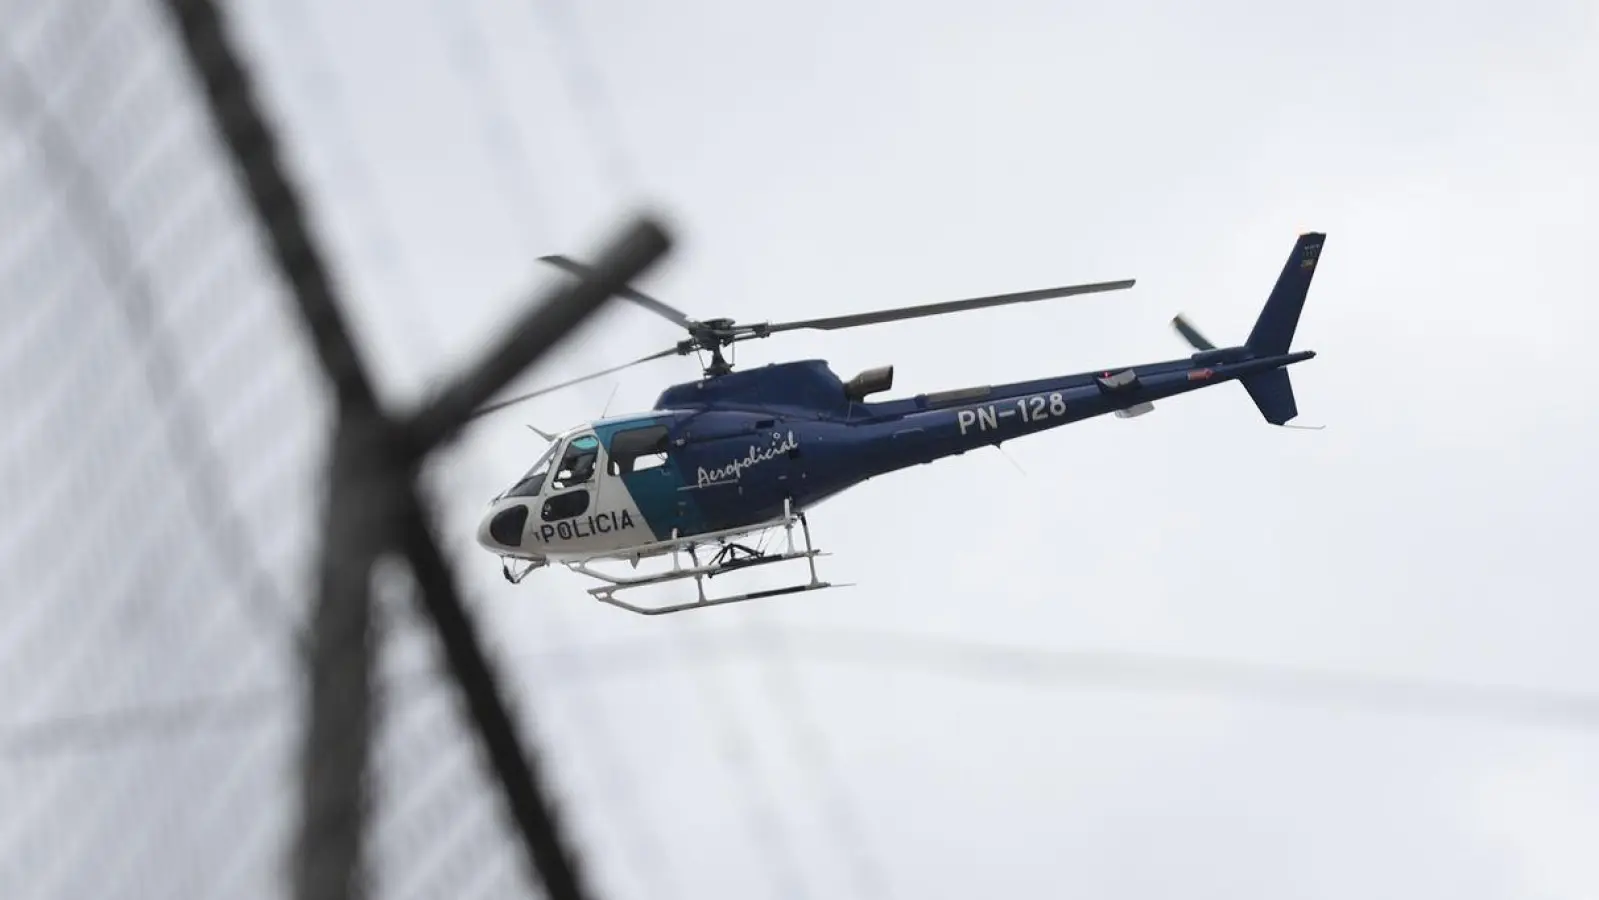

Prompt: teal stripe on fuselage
[593,416,707,541]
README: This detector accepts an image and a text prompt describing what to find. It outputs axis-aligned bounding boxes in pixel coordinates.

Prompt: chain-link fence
[2,1,321,895]
[0,2,652,897]
[11,5,1599,900]
[2,1,323,895]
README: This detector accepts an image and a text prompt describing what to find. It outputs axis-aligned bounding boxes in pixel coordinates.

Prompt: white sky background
[230,0,1599,897]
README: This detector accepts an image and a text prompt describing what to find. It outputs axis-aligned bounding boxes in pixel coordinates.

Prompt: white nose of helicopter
[477,499,532,554]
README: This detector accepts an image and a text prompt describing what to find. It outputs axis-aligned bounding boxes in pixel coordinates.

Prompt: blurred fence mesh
[0,1,536,897]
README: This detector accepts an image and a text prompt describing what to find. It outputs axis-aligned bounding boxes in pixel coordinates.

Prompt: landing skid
[566,499,848,615]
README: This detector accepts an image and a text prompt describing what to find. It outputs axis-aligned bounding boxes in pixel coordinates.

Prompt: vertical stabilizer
[1245,232,1324,357]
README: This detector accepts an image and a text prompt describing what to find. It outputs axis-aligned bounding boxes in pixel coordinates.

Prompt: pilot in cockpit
[567,453,595,484]
[552,435,600,489]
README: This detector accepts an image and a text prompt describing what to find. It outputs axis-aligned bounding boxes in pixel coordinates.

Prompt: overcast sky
[10,0,1597,898]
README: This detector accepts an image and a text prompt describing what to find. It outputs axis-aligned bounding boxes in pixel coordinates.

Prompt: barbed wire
[2,0,629,897]
[741,618,895,898]
[18,4,1585,900]
[257,3,682,896]
[501,9,896,892]
[427,8,887,895]
[524,0,641,195]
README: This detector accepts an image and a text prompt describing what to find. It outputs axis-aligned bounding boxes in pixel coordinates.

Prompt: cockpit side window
[607,425,670,476]
[550,434,601,491]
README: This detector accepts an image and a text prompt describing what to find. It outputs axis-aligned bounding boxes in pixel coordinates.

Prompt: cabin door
[540,432,602,525]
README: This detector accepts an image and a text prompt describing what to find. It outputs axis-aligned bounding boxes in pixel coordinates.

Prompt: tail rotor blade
[1171,314,1215,351]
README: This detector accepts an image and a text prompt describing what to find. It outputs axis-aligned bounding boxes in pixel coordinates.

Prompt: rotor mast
[678,317,739,377]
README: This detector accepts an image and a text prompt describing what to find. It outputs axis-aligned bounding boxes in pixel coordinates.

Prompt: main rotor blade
[538,255,693,329]
[468,346,680,420]
[755,279,1137,335]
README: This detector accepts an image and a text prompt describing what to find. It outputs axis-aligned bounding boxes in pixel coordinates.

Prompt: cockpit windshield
[502,442,559,499]
[500,432,605,500]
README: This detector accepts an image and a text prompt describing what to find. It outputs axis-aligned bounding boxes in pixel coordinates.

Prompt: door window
[541,489,590,522]
[606,424,670,475]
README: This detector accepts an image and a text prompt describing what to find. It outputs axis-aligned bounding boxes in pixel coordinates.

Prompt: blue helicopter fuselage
[477,349,1311,564]
[476,231,1325,565]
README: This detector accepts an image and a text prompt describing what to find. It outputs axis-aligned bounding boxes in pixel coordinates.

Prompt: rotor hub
[676,318,745,377]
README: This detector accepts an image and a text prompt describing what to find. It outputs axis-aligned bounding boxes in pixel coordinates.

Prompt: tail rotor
[1171,313,1215,352]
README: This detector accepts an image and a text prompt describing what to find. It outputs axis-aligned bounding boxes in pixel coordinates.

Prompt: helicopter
[474,232,1326,615]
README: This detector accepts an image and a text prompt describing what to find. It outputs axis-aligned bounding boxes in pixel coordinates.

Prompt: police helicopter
[474,232,1326,615]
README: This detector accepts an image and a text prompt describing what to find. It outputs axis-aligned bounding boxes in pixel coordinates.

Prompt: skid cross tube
[560,499,846,615]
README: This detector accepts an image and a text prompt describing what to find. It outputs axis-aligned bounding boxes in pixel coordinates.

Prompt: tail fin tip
[1245,231,1325,357]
